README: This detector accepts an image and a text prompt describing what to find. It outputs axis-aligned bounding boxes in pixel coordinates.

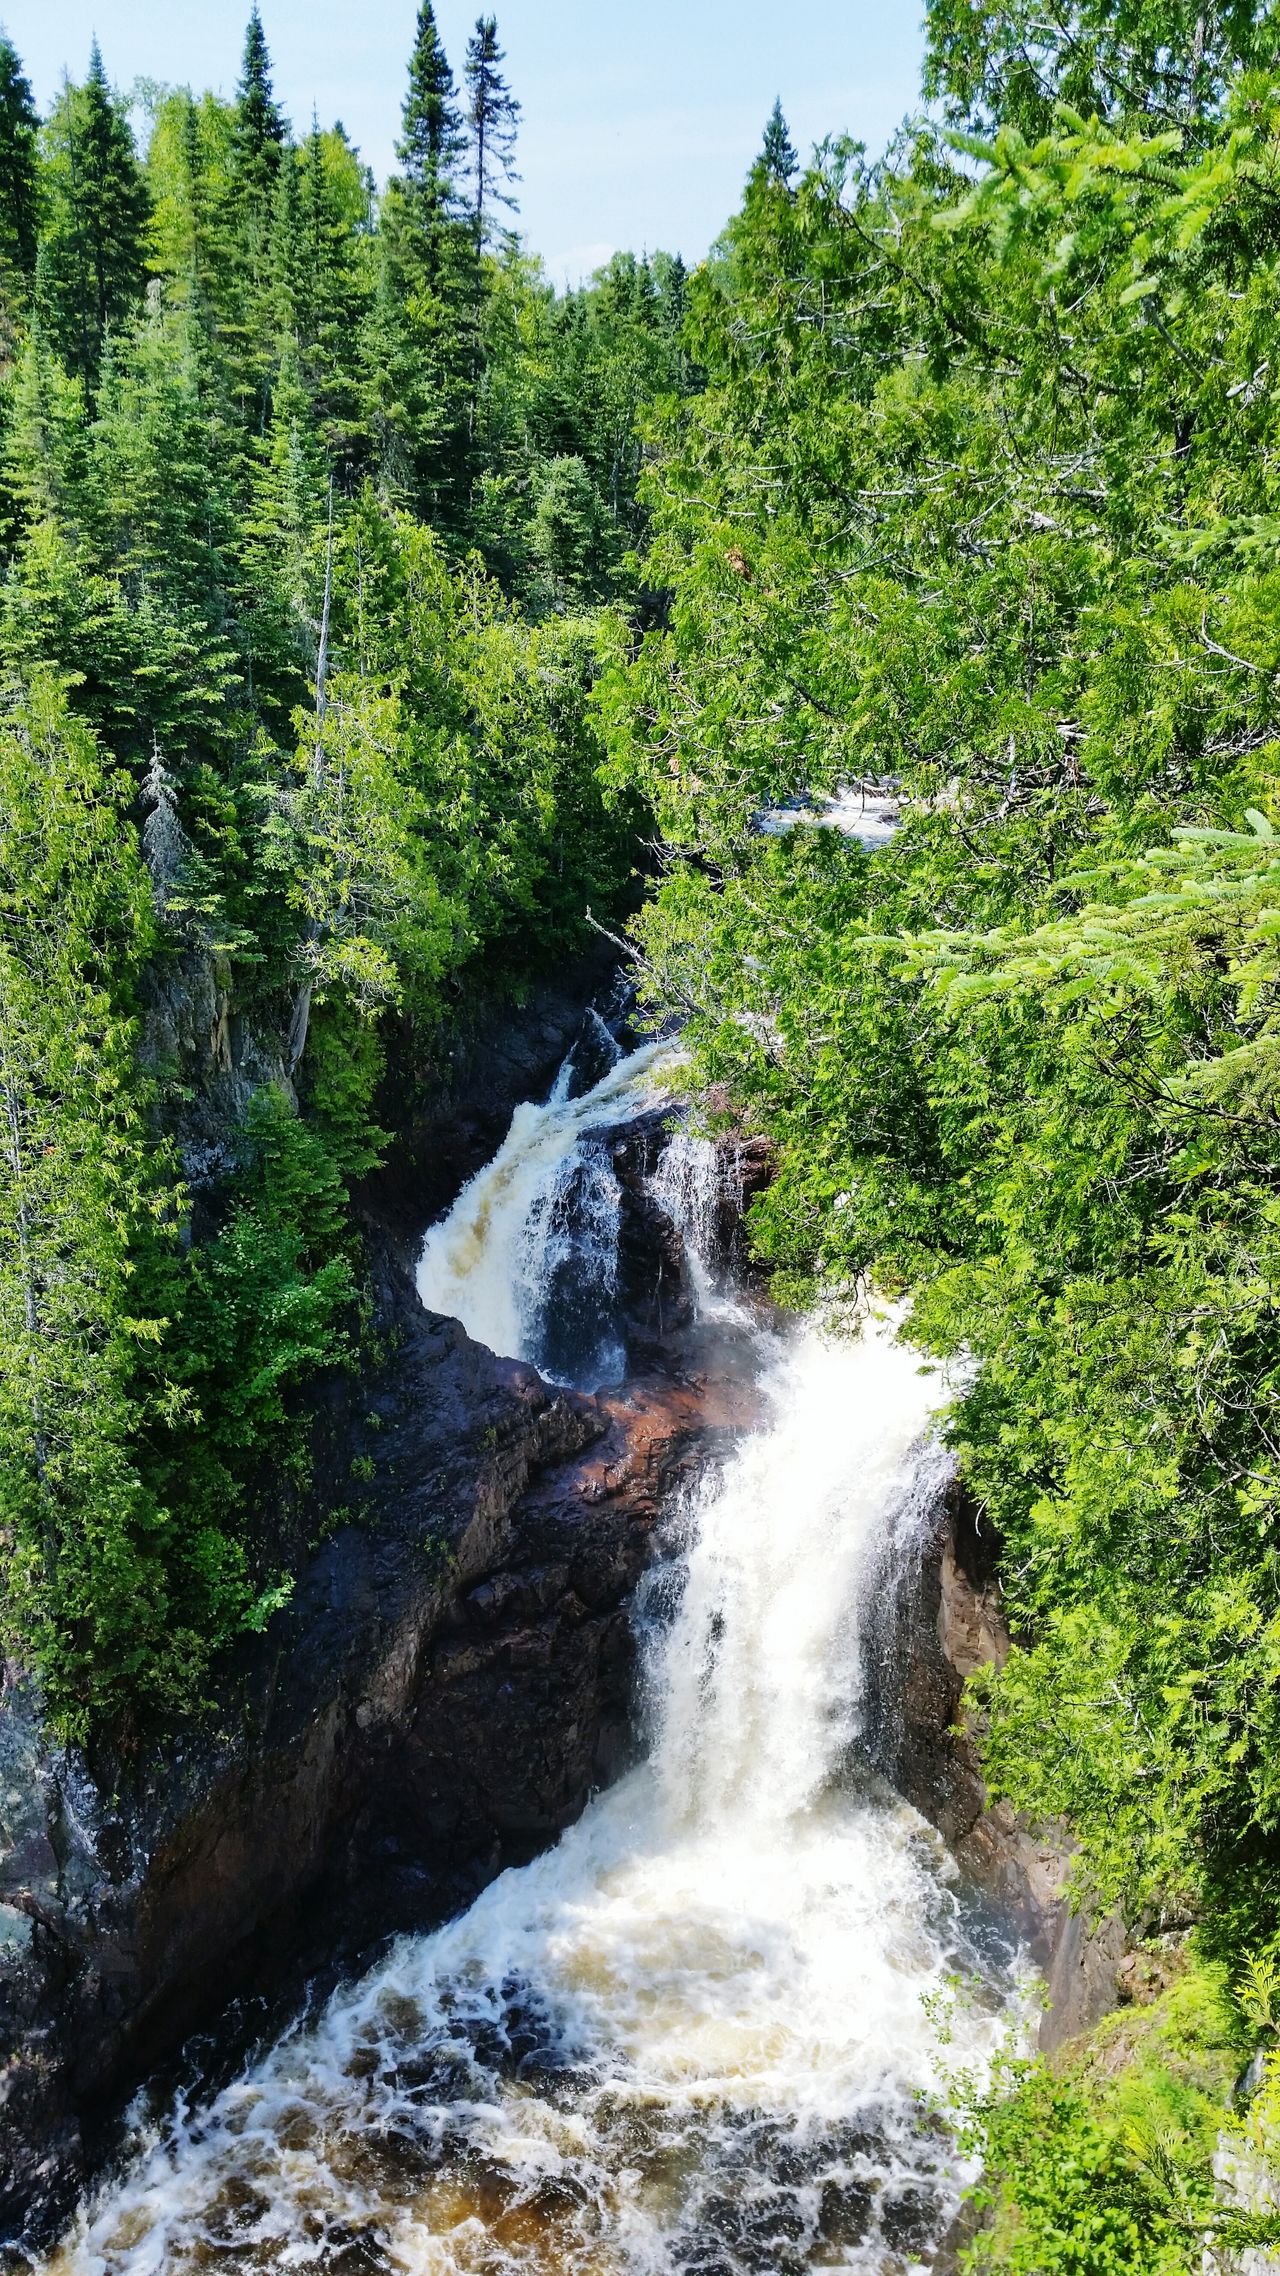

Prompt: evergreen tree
[246,338,327,630]
[465,16,521,245]
[760,97,799,186]
[0,34,38,289]
[397,0,466,259]
[147,89,238,329]
[0,674,173,1737]
[227,7,287,407]
[527,453,608,607]
[271,138,305,337]
[4,327,90,532]
[358,228,437,501]
[37,45,150,392]
[283,121,373,460]
[231,6,286,202]
[372,4,480,524]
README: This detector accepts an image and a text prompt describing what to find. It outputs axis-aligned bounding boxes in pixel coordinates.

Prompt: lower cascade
[40,1047,1017,2275]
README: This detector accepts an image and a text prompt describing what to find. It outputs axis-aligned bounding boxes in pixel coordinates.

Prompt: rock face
[879,1486,1152,2058]
[0,960,722,2251]
[0,1259,733,2244]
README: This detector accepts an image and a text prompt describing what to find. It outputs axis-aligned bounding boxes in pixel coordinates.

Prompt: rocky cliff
[0,1230,752,2245]
[877,1484,1167,2062]
[0,965,707,2247]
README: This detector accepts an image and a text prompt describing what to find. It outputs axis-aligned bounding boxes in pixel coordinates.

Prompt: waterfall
[647,1127,742,1319]
[649,1319,953,1830]
[36,1036,1021,2273]
[417,1038,677,1388]
[41,1307,1015,2276]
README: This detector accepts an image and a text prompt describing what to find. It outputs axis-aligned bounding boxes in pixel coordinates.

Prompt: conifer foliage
[759,98,798,185]
[397,1,467,246]
[37,44,150,390]
[0,37,37,294]
[465,15,521,243]
[0,9,689,1735]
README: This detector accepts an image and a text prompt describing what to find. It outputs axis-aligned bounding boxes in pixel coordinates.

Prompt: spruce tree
[147,92,220,327]
[228,7,288,408]
[465,16,521,245]
[0,35,38,285]
[4,328,90,532]
[397,1,466,259]
[231,6,286,202]
[271,123,370,466]
[37,45,150,393]
[760,97,799,186]
[299,124,373,459]
[372,3,480,524]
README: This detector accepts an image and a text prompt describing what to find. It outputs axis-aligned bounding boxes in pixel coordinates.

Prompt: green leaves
[602,20,1280,1974]
[0,678,175,1736]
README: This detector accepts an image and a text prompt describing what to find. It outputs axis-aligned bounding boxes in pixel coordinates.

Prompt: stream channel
[35,1019,1021,2276]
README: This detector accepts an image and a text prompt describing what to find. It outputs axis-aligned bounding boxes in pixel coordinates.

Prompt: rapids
[37,1039,1017,2276]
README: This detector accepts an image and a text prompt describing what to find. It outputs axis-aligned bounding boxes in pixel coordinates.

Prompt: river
[38,1034,1017,2275]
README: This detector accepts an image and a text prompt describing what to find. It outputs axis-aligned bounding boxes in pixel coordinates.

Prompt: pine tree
[465,16,520,246]
[37,45,151,393]
[0,35,38,288]
[371,3,480,524]
[760,97,799,186]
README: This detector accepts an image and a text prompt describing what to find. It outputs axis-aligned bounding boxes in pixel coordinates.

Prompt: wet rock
[882,1484,1167,2057]
[363,943,629,1257]
[613,1117,697,1351]
[0,1263,727,2247]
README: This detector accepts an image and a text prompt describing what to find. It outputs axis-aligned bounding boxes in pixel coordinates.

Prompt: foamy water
[416,1040,678,1385]
[39,1315,1013,2276]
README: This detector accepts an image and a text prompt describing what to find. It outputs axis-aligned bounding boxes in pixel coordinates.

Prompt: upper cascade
[416,1034,682,1387]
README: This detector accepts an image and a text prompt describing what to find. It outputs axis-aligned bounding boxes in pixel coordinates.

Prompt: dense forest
[7,0,1280,2262]
[0,4,692,1735]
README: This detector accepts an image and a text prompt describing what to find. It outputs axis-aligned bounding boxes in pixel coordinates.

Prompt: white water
[38,1046,1017,2276]
[417,1040,677,1387]
[647,1130,746,1324]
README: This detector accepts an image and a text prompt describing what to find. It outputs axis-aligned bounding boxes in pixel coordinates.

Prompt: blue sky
[10,1,927,284]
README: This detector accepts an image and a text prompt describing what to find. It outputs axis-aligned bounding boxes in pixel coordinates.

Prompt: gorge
[5,1002,1043,2272]
[6,0,1280,2264]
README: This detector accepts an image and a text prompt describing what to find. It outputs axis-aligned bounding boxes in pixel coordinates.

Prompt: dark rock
[613,1116,697,1351]
[0,1252,729,2247]
[879,1483,1164,2057]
